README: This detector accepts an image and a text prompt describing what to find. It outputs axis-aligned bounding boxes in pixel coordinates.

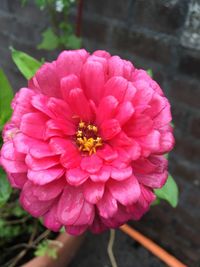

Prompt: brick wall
[0,0,200,266]
[81,1,200,266]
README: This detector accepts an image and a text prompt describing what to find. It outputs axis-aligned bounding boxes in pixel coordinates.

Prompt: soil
[69,229,166,267]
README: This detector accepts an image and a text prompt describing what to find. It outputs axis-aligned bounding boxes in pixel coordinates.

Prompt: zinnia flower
[0,49,174,235]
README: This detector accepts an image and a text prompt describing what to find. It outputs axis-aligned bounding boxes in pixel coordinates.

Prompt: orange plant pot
[22,232,85,267]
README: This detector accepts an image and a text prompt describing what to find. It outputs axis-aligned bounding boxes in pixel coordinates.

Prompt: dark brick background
[0,0,200,266]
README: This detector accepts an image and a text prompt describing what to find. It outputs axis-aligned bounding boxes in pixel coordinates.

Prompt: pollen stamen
[76,121,103,155]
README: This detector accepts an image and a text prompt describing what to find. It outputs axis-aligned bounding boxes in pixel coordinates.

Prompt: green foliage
[0,168,12,207]
[0,219,21,240]
[38,28,59,51]
[35,240,58,259]
[154,174,179,208]
[147,69,153,77]
[0,69,13,128]
[23,0,81,51]
[10,47,42,80]
[63,34,82,49]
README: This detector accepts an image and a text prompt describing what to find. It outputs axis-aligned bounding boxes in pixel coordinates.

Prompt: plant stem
[76,0,84,37]
[107,229,118,267]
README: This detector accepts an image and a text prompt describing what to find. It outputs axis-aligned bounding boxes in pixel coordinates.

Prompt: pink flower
[0,50,174,235]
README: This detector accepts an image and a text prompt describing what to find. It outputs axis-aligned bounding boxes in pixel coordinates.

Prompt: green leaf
[65,34,82,49]
[10,47,42,80]
[37,28,59,51]
[0,168,12,207]
[147,69,153,77]
[154,174,179,208]
[151,198,160,206]
[171,122,175,128]
[35,0,47,9]
[35,240,58,259]
[0,69,13,126]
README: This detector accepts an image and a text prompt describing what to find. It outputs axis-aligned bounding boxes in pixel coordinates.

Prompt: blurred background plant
[22,0,82,51]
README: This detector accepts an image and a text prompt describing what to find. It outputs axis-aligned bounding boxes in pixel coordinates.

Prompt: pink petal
[29,143,54,158]
[136,130,161,156]
[7,173,27,189]
[46,119,76,136]
[32,178,65,201]
[134,156,168,188]
[110,131,133,147]
[127,185,156,220]
[103,76,128,102]
[1,141,25,161]
[68,88,93,121]
[66,167,89,186]
[115,101,134,126]
[83,180,105,204]
[97,145,118,162]
[57,186,84,225]
[14,133,42,154]
[92,50,111,59]
[153,102,172,128]
[11,88,35,126]
[81,154,103,174]
[159,131,175,153]
[47,97,73,122]
[124,140,141,160]
[25,154,59,171]
[124,115,153,137]
[56,49,88,78]
[20,181,53,217]
[132,81,154,106]
[97,190,118,219]
[49,137,72,154]
[90,165,111,182]
[27,167,64,185]
[72,200,94,226]
[1,142,27,172]
[108,56,124,78]
[43,202,62,232]
[61,74,81,101]
[123,60,135,80]
[66,225,88,235]
[100,119,121,140]
[144,93,167,119]
[123,82,136,102]
[31,94,51,117]
[108,175,141,205]
[96,96,118,125]
[81,60,105,103]
[111,166,132,181]
[61,152,81,169]
[20,112,47,140]
[33,63,61,98]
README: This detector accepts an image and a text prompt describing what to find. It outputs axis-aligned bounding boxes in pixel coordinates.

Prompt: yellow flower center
[76,121,103,155]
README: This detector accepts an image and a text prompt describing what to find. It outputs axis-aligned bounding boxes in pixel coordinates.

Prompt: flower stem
[107,229,118,267]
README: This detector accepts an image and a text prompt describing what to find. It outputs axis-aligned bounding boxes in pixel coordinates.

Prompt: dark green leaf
[10,47,42,80]
[37,28,59,51]
[0,168,12,207]
[151,198,160,206]
[154,174,179,208]
[0,69,13,126]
